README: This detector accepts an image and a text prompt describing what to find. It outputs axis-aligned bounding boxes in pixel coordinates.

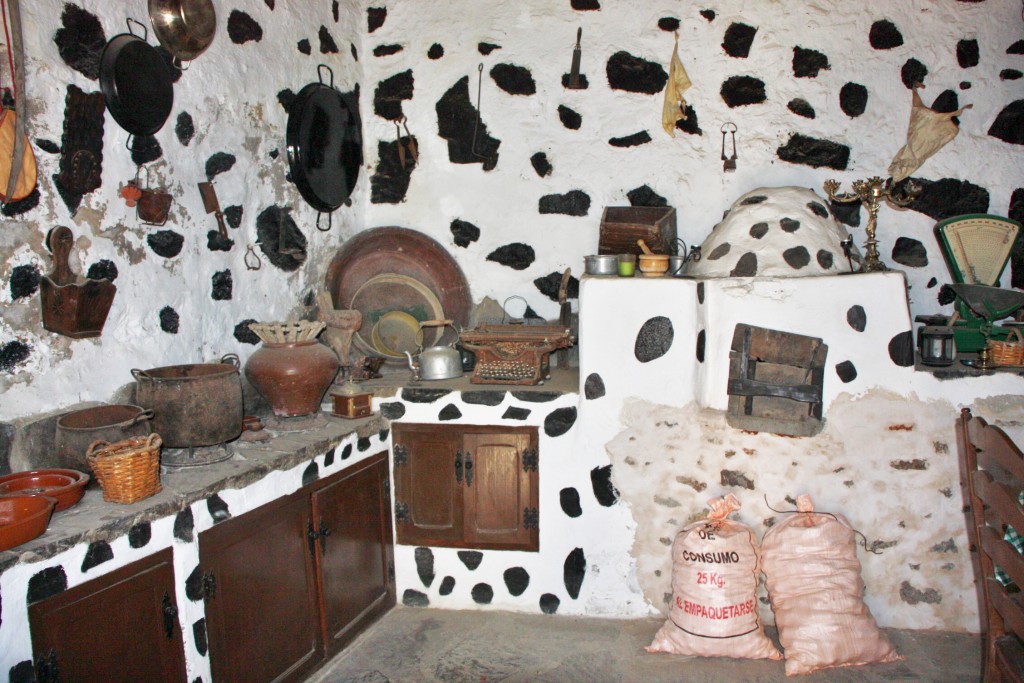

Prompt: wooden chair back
[959,407,1024,682]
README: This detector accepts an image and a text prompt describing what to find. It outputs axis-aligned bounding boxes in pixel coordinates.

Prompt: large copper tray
[325,227,472,362]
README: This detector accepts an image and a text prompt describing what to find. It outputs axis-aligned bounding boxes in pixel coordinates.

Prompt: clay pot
[244,340,340,417]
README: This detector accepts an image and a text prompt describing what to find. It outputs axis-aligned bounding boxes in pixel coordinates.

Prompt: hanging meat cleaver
[198,181,228,240]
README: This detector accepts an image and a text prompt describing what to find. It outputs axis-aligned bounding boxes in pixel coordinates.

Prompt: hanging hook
[720,122,738,172]
[244,244,262,271]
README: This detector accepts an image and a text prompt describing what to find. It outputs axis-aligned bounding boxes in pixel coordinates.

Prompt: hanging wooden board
[0,108,37,202]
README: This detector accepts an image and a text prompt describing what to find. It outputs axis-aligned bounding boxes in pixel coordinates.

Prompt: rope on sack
[764,495,885,554]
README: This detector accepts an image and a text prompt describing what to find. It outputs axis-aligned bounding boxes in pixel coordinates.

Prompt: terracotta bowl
[0,469,90,511]
[0,495,57,551]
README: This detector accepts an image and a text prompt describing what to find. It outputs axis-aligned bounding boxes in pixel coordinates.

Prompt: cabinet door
[393,423,463,546]
[463,430,539,551]
[200,491,322,683]
[28,548,186,683]
[313,452,395,656]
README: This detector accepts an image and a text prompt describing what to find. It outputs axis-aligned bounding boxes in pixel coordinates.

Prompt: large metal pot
[55,404,154,471]
[132,354,242,448]
[148,0,216,65]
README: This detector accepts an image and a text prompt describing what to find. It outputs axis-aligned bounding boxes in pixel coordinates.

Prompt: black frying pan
[286,65,362,230]
[99,18,174,137]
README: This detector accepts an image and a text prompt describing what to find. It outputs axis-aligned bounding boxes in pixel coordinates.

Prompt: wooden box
[598,206,677,255]
[331,391,373,419]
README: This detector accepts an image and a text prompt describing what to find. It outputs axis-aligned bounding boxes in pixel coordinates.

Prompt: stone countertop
[0,412,387,574]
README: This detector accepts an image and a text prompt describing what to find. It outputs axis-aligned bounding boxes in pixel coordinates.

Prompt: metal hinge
[522,448,538,472]
[523,507,539,530]
[383,477,391,499]
[395,502,410,524]
[388,560,395,583]
[394,444,408,466]
[35,648,59,683]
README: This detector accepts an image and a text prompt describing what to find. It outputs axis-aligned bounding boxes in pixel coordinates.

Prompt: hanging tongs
[395,115,418,169]
[721,122,738,172]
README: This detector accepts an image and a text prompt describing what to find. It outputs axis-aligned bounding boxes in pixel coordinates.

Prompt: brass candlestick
[823,176,921,272]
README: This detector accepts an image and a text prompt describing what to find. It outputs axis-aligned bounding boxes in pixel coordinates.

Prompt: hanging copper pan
[148,0,216,66]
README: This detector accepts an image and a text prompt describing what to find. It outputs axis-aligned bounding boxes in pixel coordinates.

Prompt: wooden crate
[598,206,677,255]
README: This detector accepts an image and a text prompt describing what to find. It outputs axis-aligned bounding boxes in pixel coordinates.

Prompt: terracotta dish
[0,469,90,511]
[0,495,57,551]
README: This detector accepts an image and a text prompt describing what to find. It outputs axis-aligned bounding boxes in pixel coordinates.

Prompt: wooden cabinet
[28,548,186,683]
[393,424,539,551]
[200,452,395,683]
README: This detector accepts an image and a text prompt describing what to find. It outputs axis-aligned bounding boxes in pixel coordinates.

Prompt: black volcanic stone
[700,9,716,21]
[53,4,105,80]
[534,271,579,302]
[357,436,371,451]
[448,218,481,249]
[564,548,586,599]
[438,404,462,421]
[635,316,674,362]
[428,43,444,59]
[224,206,243,229]
[749,222,769,239]
[462,391,505,406]
[504,567,530,596]
[439,576,455,595]
[471,583,494,604]
[889,330,915,367]
[211,270,232,301]
[185,566,203,601]
[989,100,1024,145]
[234,319,260,345]
[129,522,152,548]
[830,201,861,226]
[207,230,234,252]
[927,277,938,288]
[227,10,263,43]
[591,465,619,507]
[502,407,531,420]
[297,38,311,55]
[324,448,335,467]
[478,42,501,55]
[788,98,816,118]
[380,401,406,420]
[721,75,766,107]
[374,70,414,121]
[708,243,731,260]
[892,237,929,267]
[86,259,118,282]
[780,217,801,233]
[696,329,706,362]
[368,7,386,32]
[28,567,67,604]
[373,44,403,57]
[176,112,196,148]
[741,195,767,205]
[560,487,583,518]
[402,589,429,607]
[371,138,416,203]
[938,284,956,306]
[436,77,500,170]
[783,246,810,270]
[491,64,536,96]
[901,58,928,89]
[606,51,667,94]
[35,138,60,154]
[540,593,561,614]
[539,190,591,216]
[81,541,113,572]
[558,105,582,130]
[207,495,231,523]
[302,461,318,487]
[530,152,552,177]
[1010,40,1024,55]
[51,175,81,215]
[341,443,353,459]
[415,547,435,587]
[658,17,680,32]
[205,152,236,181]
[609,131,651,147]
[847,305,867,332]
[545,407,578,437]
[958,39,979,68]
[731,252,758,277]
[961,81,972,90]
[840,82,868,117]
[777,133,850,170]
[836,360,858,383]
[1001,69,1023,81]
[148,230,184,258]
[458,551,483,570]
[561,73,590,89]
[807,201,829,218]
[793,47,830,78]
[674,105,703,135]
[571,0,600,8]
[628,185,668,207]
[9,264,39,300]
[0,341,30,372]
[255,207,305,270]
[174,508,195,542]
[900,177,989,220]
[1012,188,1024,288]
[160,307,180,334]
[318,26,338,54]
[487,243,535,270]
[193,619,208,656]
[870,20,904,50]
[511,391,559,403]
[584,373,605,400]
[722,23,757,58]
[932,90,960,115]
[697,282,704,304]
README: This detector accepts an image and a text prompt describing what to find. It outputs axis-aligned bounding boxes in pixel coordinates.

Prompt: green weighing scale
[933,214,1024,353]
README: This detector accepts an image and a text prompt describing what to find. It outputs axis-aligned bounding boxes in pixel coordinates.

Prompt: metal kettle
[404,320,463,381]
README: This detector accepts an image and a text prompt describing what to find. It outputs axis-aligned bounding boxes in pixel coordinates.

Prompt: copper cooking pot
[148,0,216,65]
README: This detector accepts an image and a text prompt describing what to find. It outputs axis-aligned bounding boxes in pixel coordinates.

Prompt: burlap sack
[647,494,781,660]
[761,494,901,676]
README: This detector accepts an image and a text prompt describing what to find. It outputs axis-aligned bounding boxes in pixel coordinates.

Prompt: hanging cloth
[888,85,972,182]
[661,32,692,138]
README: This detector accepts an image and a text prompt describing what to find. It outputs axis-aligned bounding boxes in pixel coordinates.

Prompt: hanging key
[721,122,738,172]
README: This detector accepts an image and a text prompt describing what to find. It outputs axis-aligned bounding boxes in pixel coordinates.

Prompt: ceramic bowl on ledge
[0,495,57,551]
[0,469,90,511]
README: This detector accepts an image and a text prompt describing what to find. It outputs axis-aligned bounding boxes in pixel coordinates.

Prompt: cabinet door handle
[318,518,330,553]
[464,451,473,487]
[162,591,178,640]
[454,450,463,483]
[307,518,318,558]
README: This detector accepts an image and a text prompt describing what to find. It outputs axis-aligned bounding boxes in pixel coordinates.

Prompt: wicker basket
[987,328,1024,367]
[87,434,163,504]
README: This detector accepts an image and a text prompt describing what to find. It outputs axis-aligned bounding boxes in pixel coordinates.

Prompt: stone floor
[305,607,982,683]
